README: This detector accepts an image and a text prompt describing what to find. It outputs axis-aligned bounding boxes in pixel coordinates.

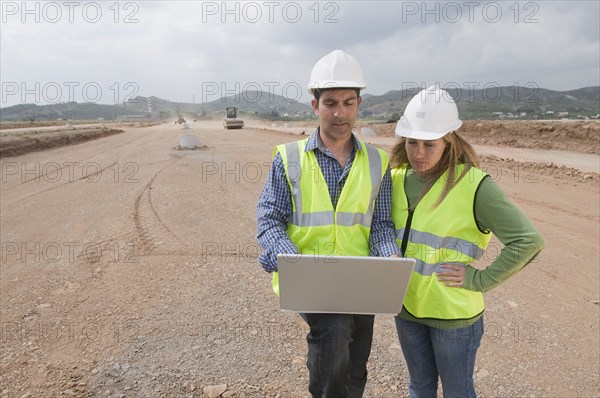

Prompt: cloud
[1,1,598,107]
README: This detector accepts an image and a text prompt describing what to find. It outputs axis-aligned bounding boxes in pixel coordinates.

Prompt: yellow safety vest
[272,138,389,295]
[391,164,492,320]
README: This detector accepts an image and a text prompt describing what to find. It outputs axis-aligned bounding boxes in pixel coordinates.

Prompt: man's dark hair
[313,88,361,104]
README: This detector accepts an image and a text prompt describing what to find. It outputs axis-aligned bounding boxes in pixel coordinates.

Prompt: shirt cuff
[277,239,299,257]
[259,239,299,273]
[462,265,481,292]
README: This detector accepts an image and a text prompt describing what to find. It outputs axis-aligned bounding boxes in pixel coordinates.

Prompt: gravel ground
[1,120,598,397]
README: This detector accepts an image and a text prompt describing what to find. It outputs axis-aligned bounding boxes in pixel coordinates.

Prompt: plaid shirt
[256,129,399,272]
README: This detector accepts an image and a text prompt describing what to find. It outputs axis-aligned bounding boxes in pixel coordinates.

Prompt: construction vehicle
[223,107,244,129]
[175,114,186,124]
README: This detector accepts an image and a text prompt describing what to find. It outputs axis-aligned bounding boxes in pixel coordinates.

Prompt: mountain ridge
[1,86,598,121]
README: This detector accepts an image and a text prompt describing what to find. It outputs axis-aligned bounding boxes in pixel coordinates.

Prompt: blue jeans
[395,316,484,398]
[300,313,375,398]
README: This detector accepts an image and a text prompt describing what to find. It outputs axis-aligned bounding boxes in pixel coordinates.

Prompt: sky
[1,0,599,108]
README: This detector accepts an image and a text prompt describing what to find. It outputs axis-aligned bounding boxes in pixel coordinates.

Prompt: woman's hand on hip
[436,264,467,288]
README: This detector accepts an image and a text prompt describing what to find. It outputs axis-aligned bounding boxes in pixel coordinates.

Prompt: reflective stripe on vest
[283,140,383,228]
[394,228,485,276]
[271,137,389,296]
[391,164,491,320]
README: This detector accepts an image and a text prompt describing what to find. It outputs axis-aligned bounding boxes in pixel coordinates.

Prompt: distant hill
[0,91,313,121]
[0,102,143,121]
[1,87,598,121]
[361,86,600,119]
[120,91,313,118]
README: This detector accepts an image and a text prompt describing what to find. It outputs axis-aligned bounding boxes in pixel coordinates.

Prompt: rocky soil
[1,120,598,397]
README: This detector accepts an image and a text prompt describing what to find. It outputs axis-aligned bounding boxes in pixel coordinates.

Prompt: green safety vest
[272,138,389,296]
[391,164,492,320]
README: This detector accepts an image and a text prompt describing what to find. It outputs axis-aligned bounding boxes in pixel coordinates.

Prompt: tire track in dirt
[132,158,191,256]
[73,156,195,272]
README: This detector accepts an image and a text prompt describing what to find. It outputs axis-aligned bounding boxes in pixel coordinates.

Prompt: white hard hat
[308,50,366,94]
[395,86,462,140]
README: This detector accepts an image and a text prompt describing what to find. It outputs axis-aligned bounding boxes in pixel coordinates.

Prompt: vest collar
[306,127,362,155]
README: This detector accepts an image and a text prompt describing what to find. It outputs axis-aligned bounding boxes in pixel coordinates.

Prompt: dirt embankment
[0,128,124,158]
[238,119,600,185]
[0,121,97,130]
[478,154,598,185]
[370,120,600,155]
[0,122,159,158]
[2,119,598,160]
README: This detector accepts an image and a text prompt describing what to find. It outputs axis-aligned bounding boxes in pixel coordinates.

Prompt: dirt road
[1,121,598,397]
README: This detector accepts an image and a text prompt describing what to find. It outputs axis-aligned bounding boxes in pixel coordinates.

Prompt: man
[256,50,399,397]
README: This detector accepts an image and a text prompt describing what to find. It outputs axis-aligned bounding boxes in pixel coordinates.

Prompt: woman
[390,86,544,397]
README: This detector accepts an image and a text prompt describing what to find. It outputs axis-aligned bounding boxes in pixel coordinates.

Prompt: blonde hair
[390,131,480,207]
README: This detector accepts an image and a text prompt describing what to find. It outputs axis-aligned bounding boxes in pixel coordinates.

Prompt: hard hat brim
[394,118,462,140]
[308,81,366,95]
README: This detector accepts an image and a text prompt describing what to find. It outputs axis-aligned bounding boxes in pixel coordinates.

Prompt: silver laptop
[277,254,416,314]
